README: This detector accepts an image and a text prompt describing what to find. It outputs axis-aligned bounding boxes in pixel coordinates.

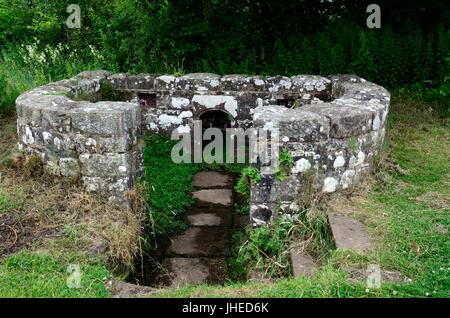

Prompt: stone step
[166,227,230,257]
[290,249,317,278]
[192,189,233,207]
[327,212,372,252]
[186,207,232,227]
[160,257,228,288]
[193,171,233,189]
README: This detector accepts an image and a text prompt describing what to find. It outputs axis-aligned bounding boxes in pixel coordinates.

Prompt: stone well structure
[16,71,390,223]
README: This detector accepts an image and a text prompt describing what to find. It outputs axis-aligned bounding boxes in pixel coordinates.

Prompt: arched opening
[198,110,232,161]
[199,109,232,133]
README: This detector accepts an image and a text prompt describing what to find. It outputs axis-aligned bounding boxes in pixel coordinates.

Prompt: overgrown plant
[235,166,261,199]
[275,149,294,181]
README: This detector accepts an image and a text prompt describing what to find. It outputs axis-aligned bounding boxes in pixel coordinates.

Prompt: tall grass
[0,41,110,115]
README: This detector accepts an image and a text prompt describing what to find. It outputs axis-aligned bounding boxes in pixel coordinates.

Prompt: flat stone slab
[193,171,233,189]
[192,189,233,207]
[290,250,317,277]
[186,207,232,226]
[166,227,230,257]
[327,212,372,252]
[160,257,227,287]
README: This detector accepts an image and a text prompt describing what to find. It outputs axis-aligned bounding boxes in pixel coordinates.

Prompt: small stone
[88,239,108,254]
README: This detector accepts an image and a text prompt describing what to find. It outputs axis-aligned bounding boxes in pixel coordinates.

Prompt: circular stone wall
[16,71,389,215]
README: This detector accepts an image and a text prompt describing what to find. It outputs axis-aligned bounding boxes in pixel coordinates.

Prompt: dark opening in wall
[138,93,156,109]
[199,110,232,132]
[277,99,296,108]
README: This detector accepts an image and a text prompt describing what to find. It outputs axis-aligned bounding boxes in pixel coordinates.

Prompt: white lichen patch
[372,115,381,130]
[263,121,274,131]
[292,158,311,173]
[333,156,345,168]
[158,114,182,128]
[42,131,52,144]
[178,111,193,119]
[118,165,128,173]
[192,95,238,117]
[53,137,61,150]
[323,177,338,193]
[210,79,220,87]
[23,126,34,145]
[340,170,355,189]
[254,79,265,86]
[176,125,191,134]
[256,97,263,107]
[357,151,366,165]
[157,75,176,84]
[171,97,190,109]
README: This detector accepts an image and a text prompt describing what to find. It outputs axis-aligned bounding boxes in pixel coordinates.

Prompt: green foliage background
[0,0,448,113]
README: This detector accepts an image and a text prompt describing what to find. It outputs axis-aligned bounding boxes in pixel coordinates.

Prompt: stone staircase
[159,171,235,287]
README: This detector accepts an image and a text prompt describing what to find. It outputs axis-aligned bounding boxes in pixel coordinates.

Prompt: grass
[0,251,110,298]
[145,93,450,298]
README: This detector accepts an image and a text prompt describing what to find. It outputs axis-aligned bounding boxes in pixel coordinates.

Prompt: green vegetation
[275,148,294,181]
[235,167,261,198]
[0,186,25,213]
[0,251,110,298]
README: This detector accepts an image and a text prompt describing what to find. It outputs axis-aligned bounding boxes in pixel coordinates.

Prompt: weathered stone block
[79,153,132,177]
[70,102,138,136]
[303,104,373,138]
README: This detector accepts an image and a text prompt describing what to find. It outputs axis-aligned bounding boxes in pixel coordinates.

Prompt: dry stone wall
[16,71,389,220]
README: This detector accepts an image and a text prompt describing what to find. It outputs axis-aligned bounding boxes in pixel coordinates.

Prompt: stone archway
[198,110,233,161]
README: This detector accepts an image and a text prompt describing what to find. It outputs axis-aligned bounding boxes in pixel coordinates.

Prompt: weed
[235,167,261,198]
[275,148,293,181]
[234,202,250,215]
